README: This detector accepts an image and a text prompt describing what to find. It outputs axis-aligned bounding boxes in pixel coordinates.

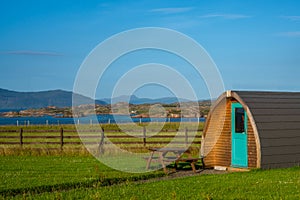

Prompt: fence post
[60,127,64,150]
[19,128,23,147]
[99,127,105,154]
[185,127,188,147]
[143,126,146,147]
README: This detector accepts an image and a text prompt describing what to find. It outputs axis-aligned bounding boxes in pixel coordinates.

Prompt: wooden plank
[64,129,103,133]
[203,138,230,143]
[103,135,202,139]
[64,141,83,144]
[106,141,201,144]
[0,130,18,133]
[0,136,19,138]
[67,135,99,138]
[0,142,19,144]
[213,153,231,158]
[213,143,231,147]
[151,135,202,138]
[213,151,231,155]
[214,161,230,166]
[214,151,231,156]
[61,129,202,133]
[23,136,60,139]
[22,129,59,133]
[22,142,60,145]
[213,153,231,157]
[105,135,136,138]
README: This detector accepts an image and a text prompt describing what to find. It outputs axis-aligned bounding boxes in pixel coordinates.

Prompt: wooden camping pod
[201,91,300,169]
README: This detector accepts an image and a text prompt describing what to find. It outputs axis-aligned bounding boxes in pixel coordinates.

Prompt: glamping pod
[201,91,300,169]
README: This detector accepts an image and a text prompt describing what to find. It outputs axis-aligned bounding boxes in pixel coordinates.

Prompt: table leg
[186,152,198,172]
[146,151,154,170]
[158,152,168,173]
[191,161,197,173]
[173,152,181,172]
[174,160,179,171]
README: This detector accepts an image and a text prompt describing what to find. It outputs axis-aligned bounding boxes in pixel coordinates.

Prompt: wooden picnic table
[146,147,201,173]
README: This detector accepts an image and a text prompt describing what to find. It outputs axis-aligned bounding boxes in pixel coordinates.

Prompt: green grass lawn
[0,155,165,197]
[0,155,299,199]
[1,124,299,199]
[13,167,300,200]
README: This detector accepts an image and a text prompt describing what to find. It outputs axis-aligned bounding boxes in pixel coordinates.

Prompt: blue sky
[0,0,299,99]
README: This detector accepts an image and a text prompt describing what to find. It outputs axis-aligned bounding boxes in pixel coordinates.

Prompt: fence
[0,127,202,151]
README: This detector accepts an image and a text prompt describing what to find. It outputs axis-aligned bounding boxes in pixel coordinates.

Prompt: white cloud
[277,31,300,37]
[281,15,300,21]
[150,7,194,14]
[0,50,63,56]
[199,13,251,19]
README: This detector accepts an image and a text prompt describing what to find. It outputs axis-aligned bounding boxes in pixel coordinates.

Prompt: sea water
[0,114,205,126]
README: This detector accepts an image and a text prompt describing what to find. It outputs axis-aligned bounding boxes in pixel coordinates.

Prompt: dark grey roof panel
[261,162,299,169]
[258,130,300,139]
[247,103,300,109]
[256,122,300,130]
[236,91,300,99]
[260,137,300,147]
[261,145,300,156]
[253,115,300,123]
[234,91,300,168]
[261,153,300,165]
[246,98,300,103]
[250,108,300,115]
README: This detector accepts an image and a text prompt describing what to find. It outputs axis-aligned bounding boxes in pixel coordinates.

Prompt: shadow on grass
[0,172,166,197]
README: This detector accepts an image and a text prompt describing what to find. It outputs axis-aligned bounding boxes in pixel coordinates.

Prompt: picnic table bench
[145,147,204,173]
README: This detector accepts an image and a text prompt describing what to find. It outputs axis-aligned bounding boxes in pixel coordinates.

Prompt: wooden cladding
[203,98,257,169]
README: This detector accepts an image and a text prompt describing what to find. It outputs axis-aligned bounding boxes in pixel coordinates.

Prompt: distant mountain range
[0,88,106,110]
[0,88,193,110]
[101,95,191,105]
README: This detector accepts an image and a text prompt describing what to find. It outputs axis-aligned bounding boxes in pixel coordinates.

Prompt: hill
[0,88,211,117]
[102,95,191,104]
[0,88,203,111]
[0,88,106,110]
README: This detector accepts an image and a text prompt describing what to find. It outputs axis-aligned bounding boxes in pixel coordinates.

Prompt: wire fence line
[0,127,202,151]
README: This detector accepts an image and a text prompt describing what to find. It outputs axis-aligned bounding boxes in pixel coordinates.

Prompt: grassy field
[0,122,200,197]
[1,124,299,199]
[0,122,204,132]
[4,165,300,200]
[0,155,165,197]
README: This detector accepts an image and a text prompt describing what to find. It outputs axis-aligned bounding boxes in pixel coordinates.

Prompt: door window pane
[235,108,245,133]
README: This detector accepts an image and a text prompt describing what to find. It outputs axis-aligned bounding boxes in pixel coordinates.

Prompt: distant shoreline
[0,114,206,126]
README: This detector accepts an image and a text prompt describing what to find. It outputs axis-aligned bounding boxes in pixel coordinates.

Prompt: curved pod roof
[202,90,300,169]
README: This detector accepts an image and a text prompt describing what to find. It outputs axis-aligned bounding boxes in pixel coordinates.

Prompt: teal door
[231,103,248,167]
